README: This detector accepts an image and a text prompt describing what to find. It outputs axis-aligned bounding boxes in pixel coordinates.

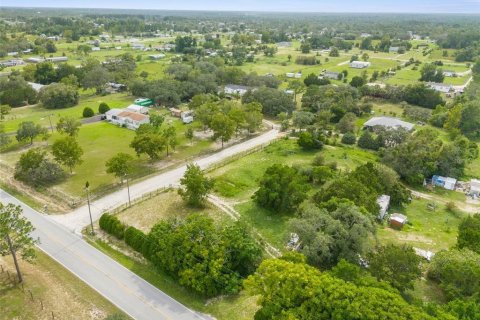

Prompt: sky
[1,0,480,13]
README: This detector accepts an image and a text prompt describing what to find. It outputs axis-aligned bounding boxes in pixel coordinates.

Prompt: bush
[14,148,65,186]
[98,102,110,114]
[99,213,126,239]
[341,132,356,145]
[297,131,324,150]
[124,226,147,253]
[83,107,95,118]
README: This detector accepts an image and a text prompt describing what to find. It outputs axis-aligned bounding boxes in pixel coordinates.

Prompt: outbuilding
[126,104,149,114]
[377,195,391,220]
[349,61,371,69]
[363,116,415,131]
[389,213,408,229]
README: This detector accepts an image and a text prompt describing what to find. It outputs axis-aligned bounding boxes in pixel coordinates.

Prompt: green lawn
[3,92,134,133]
[377,198,465,252]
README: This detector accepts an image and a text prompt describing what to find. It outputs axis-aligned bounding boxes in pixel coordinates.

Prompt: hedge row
[124,226,151,255]
[99,213,126,239]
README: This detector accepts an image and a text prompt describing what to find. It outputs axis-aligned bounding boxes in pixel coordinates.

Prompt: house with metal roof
[363,116,415,131]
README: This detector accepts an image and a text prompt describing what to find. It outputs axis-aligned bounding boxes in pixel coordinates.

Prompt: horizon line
[1,6,479,15]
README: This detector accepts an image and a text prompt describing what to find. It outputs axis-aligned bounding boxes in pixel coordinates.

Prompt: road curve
[52,127,280,232]
[0,189,210,320]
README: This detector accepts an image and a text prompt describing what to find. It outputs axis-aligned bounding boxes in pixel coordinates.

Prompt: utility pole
[85,181,94,235]
[125,174,131,206]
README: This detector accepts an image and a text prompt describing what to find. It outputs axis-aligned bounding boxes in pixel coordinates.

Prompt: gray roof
[28,82,46,92]
[364,116,414,131]
[225,84,250,91]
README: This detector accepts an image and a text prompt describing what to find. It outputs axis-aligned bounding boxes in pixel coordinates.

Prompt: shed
[470,179,480,197]
[377,195,391,220]
[170,108,182,118]
[432,175,457,191]
[389,213,408,229]
[134,98,155,107]
[349,61,371,69]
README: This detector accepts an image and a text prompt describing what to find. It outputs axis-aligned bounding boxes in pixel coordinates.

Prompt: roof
[106,108,123,116]
[118,111,149,122]
[390,213,408,224]
[126,104,146,111]
[364,116,414,131]
[471,179,480,191]
[377,195,391,219]
[28,82,45,92]
[225,84,250,91]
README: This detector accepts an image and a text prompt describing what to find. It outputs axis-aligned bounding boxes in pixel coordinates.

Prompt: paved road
[0,189,209,320]
[52,127,280,232]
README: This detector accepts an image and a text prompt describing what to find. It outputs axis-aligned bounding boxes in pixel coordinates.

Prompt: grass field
[2,92,133,133]
[377,198,465,252]
[0,250,124,320]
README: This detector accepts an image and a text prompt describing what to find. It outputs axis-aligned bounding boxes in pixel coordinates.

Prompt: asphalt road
[0,189,210,320]
[52,127,280,232]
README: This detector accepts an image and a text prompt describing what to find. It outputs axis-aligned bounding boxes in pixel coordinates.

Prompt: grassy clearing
[0,250,124,320]
[376,198,465,252]
[115,190,231,232]
[3,92,133,133]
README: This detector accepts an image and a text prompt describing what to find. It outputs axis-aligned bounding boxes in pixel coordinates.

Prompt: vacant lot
[0,250,124,320]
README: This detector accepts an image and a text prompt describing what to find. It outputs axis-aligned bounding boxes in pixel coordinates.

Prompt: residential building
[28,82,46,92]
[0,59,24,67]
[469,179,480,197]
[442,70,457,77]
[427,82,453,93]
[149,54,165,60]
[132,43,145,50]
[224,84,251,96]
[432,175,457,191]
[349,61,371,69]
[322,71,341,80]
[45,57,68,63]
[26,57,45,63]
[363,116,415,131]
[389,46,405,53]
[126,104,149,114]
[105,109,149,130]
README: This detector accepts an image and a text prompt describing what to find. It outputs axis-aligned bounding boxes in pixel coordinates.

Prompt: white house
[28,82,46,92]
[224,84,251,96]
[349,61,371,69]
[149,54,165,60]
[132,43,145,50]
[363,116,415,131]
[105,109,149,130]
[322,71,341,80]
[126,104,149,114]
[45,57,68,63]
[26,57,45,63]
[442,70,457,77]
[428,82,453,93]
[286,72,295,78]
[92,47,101,51]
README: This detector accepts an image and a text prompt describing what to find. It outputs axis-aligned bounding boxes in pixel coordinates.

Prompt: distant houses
[388,46,405,54]
[322,71,342,80]
[0,59,24,67]
[286,72,302,79]
[25,56,68,63]
[149,54,165,60]
[363,116,415,131]
[349,61,371,69]
[442,70,457,77]
[132,43,145,50]
[427,82,453,93]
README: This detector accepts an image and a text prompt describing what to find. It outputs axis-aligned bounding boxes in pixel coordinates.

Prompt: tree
[242,87,295,117]
[16,121,46,145]
[0,75,38,107]
[98,102,110,114]
[227,104,246,136]
[350,75,366,88]
[292,111,315,130]
[420,63,444,83]
[428,249,480,301]
[0,203,38,283]
[0,124,11,148]
[14,149,64,186]
[287,80,306,101]
[459,100,480,139]
[39,83,79,109]
[244,102,263,133]
[304,73,330,86]
[329,46,339,57]
[51,137,83,173]
[337,112,356,133]
[357,130,379,150]
[253,164,309,213]
[105,153,134,183]
[130,133,166,160]
[0,105,11,120]
[82,107,94,118]
[82,66,112,94]
[178,163,214,207]
[34,62,56,84]
[367,244,421,292]
[341,132,356,144]
[56,116,81,137]
[185,127,194,144]
[297,131,323,150]
[245,254,443,320]
[149,114,165,131]
[162,125,177,156]
[457,215,480,254]
[210,112,235,148]
[289,203,375,268]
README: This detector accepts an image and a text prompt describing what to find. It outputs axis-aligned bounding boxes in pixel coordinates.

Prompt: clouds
[2,0,479,13]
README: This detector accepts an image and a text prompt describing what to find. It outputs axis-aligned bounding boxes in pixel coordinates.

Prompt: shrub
[83,107,95,118]
[99,102,110,114]
[124,226,147,253]
[341,132,356,145]
[99,213,125,239]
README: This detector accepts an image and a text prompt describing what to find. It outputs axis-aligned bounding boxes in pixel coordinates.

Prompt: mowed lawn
[3,92,134,133]
[376,198,465,252]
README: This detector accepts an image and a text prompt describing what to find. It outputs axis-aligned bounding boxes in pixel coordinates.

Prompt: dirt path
[410,190,480,214]
[207,194,282,258]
